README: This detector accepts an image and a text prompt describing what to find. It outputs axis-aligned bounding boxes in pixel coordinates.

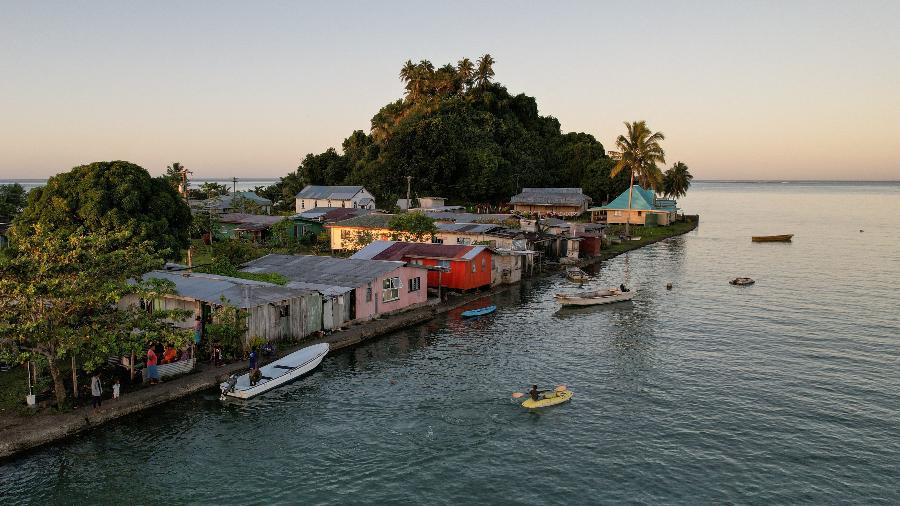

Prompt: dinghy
[752,234,793,242]
[220,343,329,400]
[554,287,634,306]
[461,305,496,318]
[729,277,755,286]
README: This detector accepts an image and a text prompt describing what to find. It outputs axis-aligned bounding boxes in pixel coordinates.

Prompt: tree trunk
[46,356,68,408]
[625,169,635,237]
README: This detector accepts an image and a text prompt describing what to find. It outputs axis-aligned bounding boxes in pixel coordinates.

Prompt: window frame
[382,276,401,302]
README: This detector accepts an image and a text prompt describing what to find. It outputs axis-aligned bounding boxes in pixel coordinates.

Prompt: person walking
[90,372,103,410]
[112,377,121,399]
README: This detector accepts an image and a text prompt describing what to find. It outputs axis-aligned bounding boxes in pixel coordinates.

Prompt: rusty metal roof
[351,240,487,261]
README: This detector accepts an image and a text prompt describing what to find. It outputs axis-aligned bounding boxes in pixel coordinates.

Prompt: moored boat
[730,277,755,286]
[565,267,590,283]
[554,287,634,306]
[461,305,496,318]
[752,234,793,242]
[220,343,329,400]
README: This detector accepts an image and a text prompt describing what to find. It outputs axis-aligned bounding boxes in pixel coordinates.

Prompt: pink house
[240,254,428,329]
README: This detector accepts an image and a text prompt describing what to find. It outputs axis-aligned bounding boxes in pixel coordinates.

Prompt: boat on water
[461,305,496,318]
[554,287,635,306]
[565,267,590,283]
[220,343,329,400]
[521,390,573,409]
[752,234,793,242]
[730,277,755,286]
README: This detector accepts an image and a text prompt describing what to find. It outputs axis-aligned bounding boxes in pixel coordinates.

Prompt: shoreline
[0,217,698,462]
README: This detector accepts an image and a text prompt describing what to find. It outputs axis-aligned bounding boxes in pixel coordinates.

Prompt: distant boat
[462,305,496,318]
[752,234,793,242]
[730,277,755,286]
[565,267,590,283]
[554,288,635,306]
[220,343,329,400]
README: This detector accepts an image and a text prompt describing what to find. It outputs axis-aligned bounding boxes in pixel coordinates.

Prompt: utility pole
[406,175,412,209]
[179,165,194,269]
[232,176,238,195]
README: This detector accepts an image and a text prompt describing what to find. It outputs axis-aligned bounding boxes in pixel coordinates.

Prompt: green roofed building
[588,185,679,226]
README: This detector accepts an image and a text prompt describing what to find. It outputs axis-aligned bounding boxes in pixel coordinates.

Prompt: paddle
[511,385,568,398]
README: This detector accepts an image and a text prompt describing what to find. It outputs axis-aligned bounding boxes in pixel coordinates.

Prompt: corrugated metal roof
[594,185,661,211]
[351,240,487,261]
[423,212,514,223]
[296,185,366,200]
[143,270,312,309]
[219,213,285,227]
[327,213,394,229]
[510,188,591,206]
[435,222,501,234]
[241,254,407,291]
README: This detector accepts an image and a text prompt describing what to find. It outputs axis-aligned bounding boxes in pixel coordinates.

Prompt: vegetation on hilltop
[261,55,630,209]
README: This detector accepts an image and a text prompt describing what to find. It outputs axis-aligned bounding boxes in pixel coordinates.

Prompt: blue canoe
[461,305,496,318]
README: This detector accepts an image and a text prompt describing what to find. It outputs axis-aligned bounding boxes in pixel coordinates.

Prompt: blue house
[590,185,678,226]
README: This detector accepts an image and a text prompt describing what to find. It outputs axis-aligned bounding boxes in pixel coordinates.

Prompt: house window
[341,230,353,240]
[410,259,423,266]
[409,277,421,292]
[438,260,450,270]
[366,282,372,302]
[433,238,444,244]
[613,211,622,216]
[383,277,401,302]
[456,237,471,245]
[482,257,486,271]
[280,304,290,317]
[300,200,305,209]
[139,298,154,313]
[471,262,476,273]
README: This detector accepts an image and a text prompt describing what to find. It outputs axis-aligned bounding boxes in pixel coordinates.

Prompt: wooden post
[71,355,77,400]
[438,270,442,301]
[130,350,136,382]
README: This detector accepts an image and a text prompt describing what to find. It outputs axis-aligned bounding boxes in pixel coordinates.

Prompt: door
[322,298,334,330]
[348,289,356,320]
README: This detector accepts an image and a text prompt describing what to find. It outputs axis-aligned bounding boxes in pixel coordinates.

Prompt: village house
[326,213,396,251]
[288,207,372,242]
[218,213,286,242]
[509,188,592,217]
[491,249,536,286]
[434,222,502,246]
[122,270,324,344]
[295,185,376,212]
[351,241,493,292]
[241,254,429,329]
[590,185,678,226]
[191,191,273,215]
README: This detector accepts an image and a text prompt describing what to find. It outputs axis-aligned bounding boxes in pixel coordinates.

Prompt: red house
[351,241,492,291]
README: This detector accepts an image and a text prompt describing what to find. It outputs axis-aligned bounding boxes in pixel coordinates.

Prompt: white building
[296,185,376,212]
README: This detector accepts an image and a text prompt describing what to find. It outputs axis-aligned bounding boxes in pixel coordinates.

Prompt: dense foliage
[0,183,27,222]
[0,228,189,407]
[262,55,628,208]
[388,212,438,242]
[12,161,191,260]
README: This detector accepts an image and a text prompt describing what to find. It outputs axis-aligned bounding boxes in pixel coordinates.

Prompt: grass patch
[602,218,697,258]
[232,271,288,285]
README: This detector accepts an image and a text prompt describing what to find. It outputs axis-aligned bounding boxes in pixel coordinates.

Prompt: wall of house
[512,203,585,216]
[413,251,492,290]
[329,226,393,250]
[606,210,648,225]
[491,255,523,286]
[245,292,324,343]
[352,266,429,320]
[435,231,498,247]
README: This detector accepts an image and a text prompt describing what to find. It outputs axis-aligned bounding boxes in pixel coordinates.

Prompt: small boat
[752,234,793,242]
[521,390,573,409]
[730,277,755,286]
[220,343,329,400]
[461,305,496,318]
[554,287,635,306]
[565,267,590,283]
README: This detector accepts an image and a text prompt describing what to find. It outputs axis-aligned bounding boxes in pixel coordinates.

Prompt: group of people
[146,341,193,384]
[88,372,121,410]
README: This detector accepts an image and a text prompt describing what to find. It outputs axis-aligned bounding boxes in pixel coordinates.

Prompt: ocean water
[1,181,899,504]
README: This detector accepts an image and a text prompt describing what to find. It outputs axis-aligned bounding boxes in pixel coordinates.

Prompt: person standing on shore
[112,377,121,399]
[147,344,160,384]
[90,372,103,410]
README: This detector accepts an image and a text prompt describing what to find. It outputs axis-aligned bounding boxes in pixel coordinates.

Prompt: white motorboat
[554,287,635,306]
[566,267,590,283]
[220,343,329,400]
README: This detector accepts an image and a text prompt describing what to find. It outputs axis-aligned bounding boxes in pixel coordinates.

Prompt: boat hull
[462,305,496,317]
[752,234,793,242]
[554,288,635,306]
[521,390,573,409]
[221,343,329,400]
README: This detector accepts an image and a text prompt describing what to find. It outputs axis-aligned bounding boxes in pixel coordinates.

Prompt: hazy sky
[1,1,898,180]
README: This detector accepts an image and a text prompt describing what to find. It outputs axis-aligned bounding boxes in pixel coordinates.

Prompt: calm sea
[1,181,899,504]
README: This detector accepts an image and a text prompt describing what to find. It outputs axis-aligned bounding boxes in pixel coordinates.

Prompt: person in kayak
[529,385,552,401]
[620,283,629,293]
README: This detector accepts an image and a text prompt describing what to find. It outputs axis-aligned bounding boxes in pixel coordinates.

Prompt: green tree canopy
[389,212,438,242]
[663,161,693,198]
[12,161,191,260]
[0,183,27,222]
[288,55,624,207]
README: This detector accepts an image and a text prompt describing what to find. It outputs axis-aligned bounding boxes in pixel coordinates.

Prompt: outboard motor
[220,374,238,400]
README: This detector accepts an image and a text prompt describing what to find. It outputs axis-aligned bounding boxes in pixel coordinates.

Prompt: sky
[1,1,898,181]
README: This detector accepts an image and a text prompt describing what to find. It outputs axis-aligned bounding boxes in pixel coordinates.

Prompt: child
[112,378,121,399]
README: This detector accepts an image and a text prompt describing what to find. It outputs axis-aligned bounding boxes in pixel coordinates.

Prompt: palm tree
[399,60,417,100]
[609,121,666,236]
[475,54,495,88]
[457,58,474,90]
[663,161,693,198]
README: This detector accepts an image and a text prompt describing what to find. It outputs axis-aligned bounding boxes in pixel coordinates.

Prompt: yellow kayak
[521,390,573,409]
